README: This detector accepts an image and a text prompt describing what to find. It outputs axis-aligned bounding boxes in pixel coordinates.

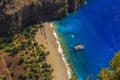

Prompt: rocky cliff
[0,0,85,36]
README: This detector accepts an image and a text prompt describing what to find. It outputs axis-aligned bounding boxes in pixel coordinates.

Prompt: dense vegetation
[98,51,120,80]
[0,24,53,80]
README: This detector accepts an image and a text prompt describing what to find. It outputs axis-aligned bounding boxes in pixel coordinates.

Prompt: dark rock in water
[0,0,85,36]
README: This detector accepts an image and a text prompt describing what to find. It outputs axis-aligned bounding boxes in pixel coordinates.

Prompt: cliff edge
[0,0,85,36]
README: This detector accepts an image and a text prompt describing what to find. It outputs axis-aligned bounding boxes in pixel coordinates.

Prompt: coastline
[50,23,72,79]
[35,22,70,80]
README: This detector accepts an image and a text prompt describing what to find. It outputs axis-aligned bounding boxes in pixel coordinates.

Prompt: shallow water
[54,0,120,79]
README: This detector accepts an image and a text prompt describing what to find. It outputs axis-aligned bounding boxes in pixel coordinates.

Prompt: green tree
[98,52,120,80]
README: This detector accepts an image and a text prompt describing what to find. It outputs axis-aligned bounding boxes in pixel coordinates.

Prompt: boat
[74,45,85,51]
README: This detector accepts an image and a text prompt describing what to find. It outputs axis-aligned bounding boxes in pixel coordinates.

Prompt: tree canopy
[98,52,120,80]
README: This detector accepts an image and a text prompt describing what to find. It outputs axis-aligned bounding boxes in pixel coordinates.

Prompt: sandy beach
[35,22,69,80]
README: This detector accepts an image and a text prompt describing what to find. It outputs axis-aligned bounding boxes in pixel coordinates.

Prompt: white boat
[74,45,85,51]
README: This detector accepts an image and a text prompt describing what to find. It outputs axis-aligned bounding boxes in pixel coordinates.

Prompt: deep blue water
[54,0,120,80]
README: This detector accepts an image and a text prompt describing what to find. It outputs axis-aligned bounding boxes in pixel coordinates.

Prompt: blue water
[54,0,120,80]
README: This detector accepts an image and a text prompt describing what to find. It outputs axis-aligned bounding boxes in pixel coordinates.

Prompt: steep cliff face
[0,0,85,36]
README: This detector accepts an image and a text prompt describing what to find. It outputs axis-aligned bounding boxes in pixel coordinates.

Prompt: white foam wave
[53,32,58,39]
[50,23,53,28]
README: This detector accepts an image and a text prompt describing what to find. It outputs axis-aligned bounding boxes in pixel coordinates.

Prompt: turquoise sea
[54,0,120,80]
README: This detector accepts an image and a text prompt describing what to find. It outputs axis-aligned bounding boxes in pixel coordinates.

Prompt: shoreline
[50,23,72,79]
[35,22,70,80]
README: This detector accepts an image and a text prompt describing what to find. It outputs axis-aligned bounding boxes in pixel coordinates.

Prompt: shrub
[12,46,21,54]
[18,57,25,65]
[5,47,13,52]
[42,63,49,68]
[36,47,42,53]
[21,41,28,50]
[0,44,6,49]
[29,59,34,64]
[23,29,31,39]
[0,38,4,43]
[7,62,12,67]
[19,74,27,80]
[25,51,29,54]
[11,72,14,77]
[34,42,38,47]
[28,72,34,79]
[34,73,40,79]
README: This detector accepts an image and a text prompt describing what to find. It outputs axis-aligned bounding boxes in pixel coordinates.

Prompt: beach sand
[35,22,69,80]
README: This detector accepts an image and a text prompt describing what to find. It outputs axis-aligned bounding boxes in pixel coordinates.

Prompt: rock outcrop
[0,0,85,36]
